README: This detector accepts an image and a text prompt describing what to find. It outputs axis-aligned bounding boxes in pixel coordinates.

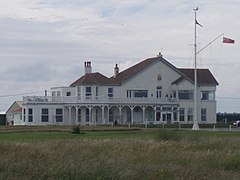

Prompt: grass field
[0,127,240,179]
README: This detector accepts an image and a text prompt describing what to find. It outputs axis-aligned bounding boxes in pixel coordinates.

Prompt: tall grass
[0,130,240,179]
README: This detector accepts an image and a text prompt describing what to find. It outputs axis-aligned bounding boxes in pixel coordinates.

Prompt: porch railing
[23,96,179,105]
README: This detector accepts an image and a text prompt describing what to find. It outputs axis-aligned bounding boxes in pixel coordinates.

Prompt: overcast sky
[0,0,239,113]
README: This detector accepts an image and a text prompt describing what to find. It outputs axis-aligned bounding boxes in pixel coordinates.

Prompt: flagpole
[192,8,199,130]
[197,33,224,54]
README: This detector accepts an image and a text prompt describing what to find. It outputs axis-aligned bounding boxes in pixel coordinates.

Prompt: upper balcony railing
[23,95,179,105]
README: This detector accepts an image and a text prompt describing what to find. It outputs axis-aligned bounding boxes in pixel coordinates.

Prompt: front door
[163,113,172,124]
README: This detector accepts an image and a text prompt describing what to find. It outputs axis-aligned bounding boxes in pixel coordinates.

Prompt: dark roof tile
[69,57,219,87]
[176,68,219,85]
[111,57,160,84]
[70,72,115,87]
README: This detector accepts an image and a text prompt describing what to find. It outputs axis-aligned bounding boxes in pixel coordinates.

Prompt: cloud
[0,62,52,81]
[0,0,240,112]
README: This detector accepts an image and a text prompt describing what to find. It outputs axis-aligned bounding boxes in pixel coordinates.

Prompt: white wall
[23,104,66,125]
[176,80,217,124]
[51,87,76,97]
[116,60,182,99]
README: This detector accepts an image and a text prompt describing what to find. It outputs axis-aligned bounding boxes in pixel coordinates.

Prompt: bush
[72,126,81,134]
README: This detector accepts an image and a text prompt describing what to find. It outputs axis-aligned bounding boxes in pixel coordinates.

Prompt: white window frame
[201,91,215,101]
[86,87,92,97]
[28,108,33,122]
[178,90,194,100]
[187,108,193,121]
[56,108,63,122]
[108,87,114,98]
[41,108,49,122]
[201,108,207,121]
[179,108,185,121]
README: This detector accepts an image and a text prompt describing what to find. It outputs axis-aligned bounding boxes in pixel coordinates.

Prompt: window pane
[178,90,194,100]
[108,88,113,93]
[57,91,61,96]
[28,116,33,122]
[201,108,207,121]
[56,116,63,122]
[86,87,91,92]
[86,87,92,96]
[201,91,215,100]
[133,90,148,98]
[187,108,193,121]
[42,116,49,122]
[56,109,62,115]
[179,108,185,121]
[162,107,171,111]
[66,92,71,96]
[108,88,114,98]
[42,108,48,114]
[96,87,98,96]
[42,108,49,122]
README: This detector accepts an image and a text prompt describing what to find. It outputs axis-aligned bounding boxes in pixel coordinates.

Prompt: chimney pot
[114,64,119,78]
[84,61,92,74]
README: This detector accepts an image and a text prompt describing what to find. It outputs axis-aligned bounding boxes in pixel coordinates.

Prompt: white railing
[23,96,179,105]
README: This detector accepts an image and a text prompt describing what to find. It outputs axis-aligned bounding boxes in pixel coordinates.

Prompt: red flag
[223,37,235,44]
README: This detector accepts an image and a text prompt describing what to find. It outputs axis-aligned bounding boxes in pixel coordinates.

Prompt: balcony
[23,96,179,105]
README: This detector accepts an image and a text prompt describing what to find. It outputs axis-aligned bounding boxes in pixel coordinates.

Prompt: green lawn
[0,130,159,141]
[0,129,240,179]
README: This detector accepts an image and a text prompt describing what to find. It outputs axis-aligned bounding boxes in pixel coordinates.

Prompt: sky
[0,0,239,113]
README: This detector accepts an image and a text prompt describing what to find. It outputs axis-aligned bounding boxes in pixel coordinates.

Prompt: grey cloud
[0,62,52,82]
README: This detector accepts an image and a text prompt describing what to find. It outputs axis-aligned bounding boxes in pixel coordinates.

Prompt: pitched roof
[111,57,160,84]
[6,101,23,114]
[69,57,218,87]
[70,72,115,87]
[173,68,219,86]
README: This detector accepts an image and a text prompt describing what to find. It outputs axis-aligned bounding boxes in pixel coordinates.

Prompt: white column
[160,106,163,123]
[22,107,25,126]
[142,106,145,124]
[25,107,29,125]
[177,107,180,122]
[68,106,72,126]
[89,107,93,125]
[101,106,105,124]
[131,106,134,124]
[154,107,157,124]
[75,106,79,125]
[107,106,110,124]
[119,106,122,124]
[142,106,146,128]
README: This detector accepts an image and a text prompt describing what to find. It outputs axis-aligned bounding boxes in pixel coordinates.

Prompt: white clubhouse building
[22,55,218,126]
